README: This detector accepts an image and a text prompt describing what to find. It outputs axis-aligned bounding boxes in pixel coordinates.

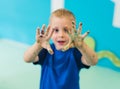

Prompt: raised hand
[36,24,54,54]
[62,22,90,51]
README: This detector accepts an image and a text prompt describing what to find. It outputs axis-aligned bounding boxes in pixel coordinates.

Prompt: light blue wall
[0,0,120,89]
[0,0,120,71]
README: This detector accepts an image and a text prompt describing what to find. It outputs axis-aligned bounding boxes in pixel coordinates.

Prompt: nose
[58,30,64,38]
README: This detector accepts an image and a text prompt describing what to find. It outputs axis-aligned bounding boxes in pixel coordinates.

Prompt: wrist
[34,42,42,51]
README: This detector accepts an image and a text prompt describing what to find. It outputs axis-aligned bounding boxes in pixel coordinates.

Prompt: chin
[55,46,63,51]
[56,47,62,50]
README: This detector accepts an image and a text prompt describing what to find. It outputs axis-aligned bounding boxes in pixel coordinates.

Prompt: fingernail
[41,30,44,34]
[72,21,75,25]
[80,22,82,26]
[87,30,90,34]
[48,50,53,55]
[40,35,43,37]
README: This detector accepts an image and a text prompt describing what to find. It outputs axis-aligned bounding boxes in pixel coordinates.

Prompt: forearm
[77,41,98,65]
[24,42,42,63]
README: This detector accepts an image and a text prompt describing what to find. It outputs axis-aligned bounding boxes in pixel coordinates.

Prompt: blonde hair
[50,8,76,22]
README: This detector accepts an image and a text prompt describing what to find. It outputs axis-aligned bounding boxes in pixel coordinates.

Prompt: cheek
[66,34,70,40]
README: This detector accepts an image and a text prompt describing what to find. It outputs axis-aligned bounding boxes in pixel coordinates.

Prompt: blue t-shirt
[33,44,90,89]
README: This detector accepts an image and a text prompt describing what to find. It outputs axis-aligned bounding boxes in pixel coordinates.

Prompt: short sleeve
[73,48,90,70]
[33,48,48,65]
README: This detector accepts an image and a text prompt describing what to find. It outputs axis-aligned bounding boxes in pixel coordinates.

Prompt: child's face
[50,16,73,50]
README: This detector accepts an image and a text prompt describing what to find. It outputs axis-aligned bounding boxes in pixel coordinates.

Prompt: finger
[46,43,54,54]
[62,44,70,51]
[72,21,75,30]
[36,27,40,35]
[81,30,90,39]
[69,42,74,48]
[62,42,74,51]
[45,25,50,36]
[72,21,77,33]
[36,27,41,43]
[65,27,74,41]
[46,26,54,40]
[41,24,46,34]
[77,22,82,34]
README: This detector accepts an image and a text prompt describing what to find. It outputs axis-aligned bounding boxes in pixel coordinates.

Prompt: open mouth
[57,41,66,45]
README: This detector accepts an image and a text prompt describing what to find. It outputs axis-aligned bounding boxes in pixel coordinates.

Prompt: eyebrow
[52,26,70,30]
[52,27,58,30]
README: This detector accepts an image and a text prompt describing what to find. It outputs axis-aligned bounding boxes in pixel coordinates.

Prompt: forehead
[50,16,73,28]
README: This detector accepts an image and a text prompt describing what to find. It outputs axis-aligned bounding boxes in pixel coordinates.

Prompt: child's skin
[24,14,98,66]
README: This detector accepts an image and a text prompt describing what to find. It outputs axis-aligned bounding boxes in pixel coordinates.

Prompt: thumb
[46,43,54,55]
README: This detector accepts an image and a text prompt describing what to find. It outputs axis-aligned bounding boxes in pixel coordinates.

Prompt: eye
[54,28,59,32]
[64,28,68,33]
